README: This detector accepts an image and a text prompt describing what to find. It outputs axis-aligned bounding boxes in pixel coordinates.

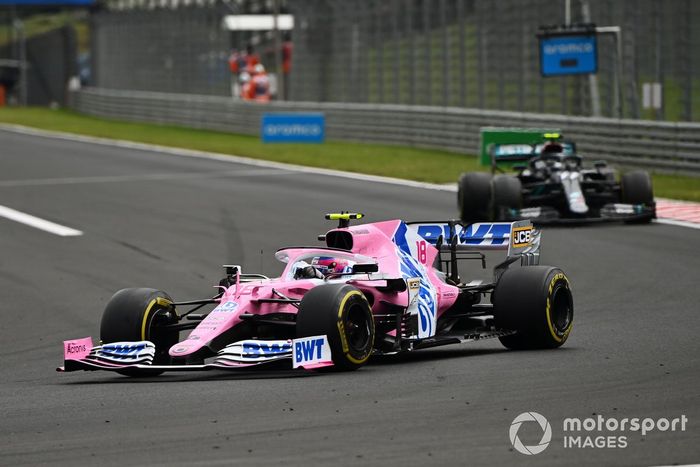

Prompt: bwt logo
[295,338,324,362]
[103,344,147,355]
[242,342,291,357]
[510,412,552,455]
[416,223,511,246]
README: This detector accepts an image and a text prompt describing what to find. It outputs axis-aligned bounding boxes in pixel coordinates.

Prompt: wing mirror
[352,263,379,274]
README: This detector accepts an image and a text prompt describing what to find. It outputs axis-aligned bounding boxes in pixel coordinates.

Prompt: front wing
[511,203,655,225]
[58,336,334,374]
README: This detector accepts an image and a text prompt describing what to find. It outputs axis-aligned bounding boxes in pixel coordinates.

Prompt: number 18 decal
[416,240,427,264]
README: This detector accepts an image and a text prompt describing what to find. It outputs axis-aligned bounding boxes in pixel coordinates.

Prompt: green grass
[651,174,700,202]
[0,107,698,201]
[0,12,89,52]
[0,107,481,183]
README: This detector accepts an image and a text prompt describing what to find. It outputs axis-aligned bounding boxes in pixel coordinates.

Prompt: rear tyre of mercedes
[458,172,494,224]
[492,175,523,221]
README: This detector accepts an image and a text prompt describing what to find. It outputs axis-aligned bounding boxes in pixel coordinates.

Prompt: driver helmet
[312,256,351,276]
[541,142,564,154]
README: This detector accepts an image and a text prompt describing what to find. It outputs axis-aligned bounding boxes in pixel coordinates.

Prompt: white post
[13,17,27,106]
[597,26,624,118]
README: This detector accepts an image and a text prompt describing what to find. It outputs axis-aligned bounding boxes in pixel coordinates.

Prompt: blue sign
[539,34,597,77]
[261,113,325,143]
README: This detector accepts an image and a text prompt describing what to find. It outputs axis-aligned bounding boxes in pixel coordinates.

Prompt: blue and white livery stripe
[413,222,512,248]
[410,220,539,263]
[215,339,293,364]
[393,222,437,339]
[88,341,156,365]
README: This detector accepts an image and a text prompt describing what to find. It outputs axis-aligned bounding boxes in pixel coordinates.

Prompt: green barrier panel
[479,127,560,166]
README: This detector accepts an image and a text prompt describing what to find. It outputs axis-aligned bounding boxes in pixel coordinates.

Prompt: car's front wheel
[296,284,375,371]
[621,170,655,223]
[100,288,180,376]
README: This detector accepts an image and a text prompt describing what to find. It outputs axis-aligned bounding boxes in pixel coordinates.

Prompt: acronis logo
[416,223,511,246]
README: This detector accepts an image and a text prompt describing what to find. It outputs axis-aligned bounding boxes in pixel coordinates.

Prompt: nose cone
[561,172,589,214]
[169,339,207,357]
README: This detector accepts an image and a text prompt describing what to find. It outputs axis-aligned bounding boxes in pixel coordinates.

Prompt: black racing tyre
[621,170,654,205]
[296,284,374,371]
[492,175,523,220]
[458,172,494,223]
[621,170,654,223]
[494,266,573,349]
[100,288,179,376]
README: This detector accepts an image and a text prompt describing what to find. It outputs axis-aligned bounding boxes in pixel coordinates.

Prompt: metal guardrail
[70,87,700,175]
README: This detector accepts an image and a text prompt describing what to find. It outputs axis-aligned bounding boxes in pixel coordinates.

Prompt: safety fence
[290,0,700,122]
[71,87,700,175]
[89,0,700,122]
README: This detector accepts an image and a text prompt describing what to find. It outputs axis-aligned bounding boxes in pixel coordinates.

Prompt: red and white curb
[656,198,700,230]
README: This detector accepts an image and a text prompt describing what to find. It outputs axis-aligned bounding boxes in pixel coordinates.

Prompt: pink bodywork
[169,220,460,358]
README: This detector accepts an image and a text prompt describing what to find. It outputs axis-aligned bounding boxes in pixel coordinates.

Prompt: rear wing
[489,141,578,172]
[489,143,537,173]
[407,220,540,263]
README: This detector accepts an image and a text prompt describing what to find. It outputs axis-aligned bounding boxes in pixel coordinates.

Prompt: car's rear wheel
[100,288,180,376]
[296,284,374,371]
[492,175,523,220]
[494,266,573,349]
[458,172,493,223]
[621,170,654,223]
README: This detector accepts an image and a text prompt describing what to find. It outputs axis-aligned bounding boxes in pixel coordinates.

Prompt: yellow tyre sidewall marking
[336,290,373,365]
[141,296,173,341]
[545,273,572,343]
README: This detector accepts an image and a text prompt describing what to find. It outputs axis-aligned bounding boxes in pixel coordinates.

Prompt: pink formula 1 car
[58,213,573,376]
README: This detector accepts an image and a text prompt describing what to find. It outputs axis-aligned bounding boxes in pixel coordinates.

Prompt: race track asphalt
[1,128,698,466]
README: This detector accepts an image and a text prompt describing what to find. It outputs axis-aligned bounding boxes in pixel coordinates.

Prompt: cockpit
[275,248,376,280]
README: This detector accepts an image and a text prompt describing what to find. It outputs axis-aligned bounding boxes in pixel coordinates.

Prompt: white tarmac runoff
[1,125,699,467]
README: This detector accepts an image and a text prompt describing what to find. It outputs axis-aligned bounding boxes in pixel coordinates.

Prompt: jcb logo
[512,227,532,247]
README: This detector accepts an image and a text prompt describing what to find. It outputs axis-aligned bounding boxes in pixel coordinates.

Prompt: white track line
[655,218,700,230]
[0,204,83,237]
[0,124,455,192]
